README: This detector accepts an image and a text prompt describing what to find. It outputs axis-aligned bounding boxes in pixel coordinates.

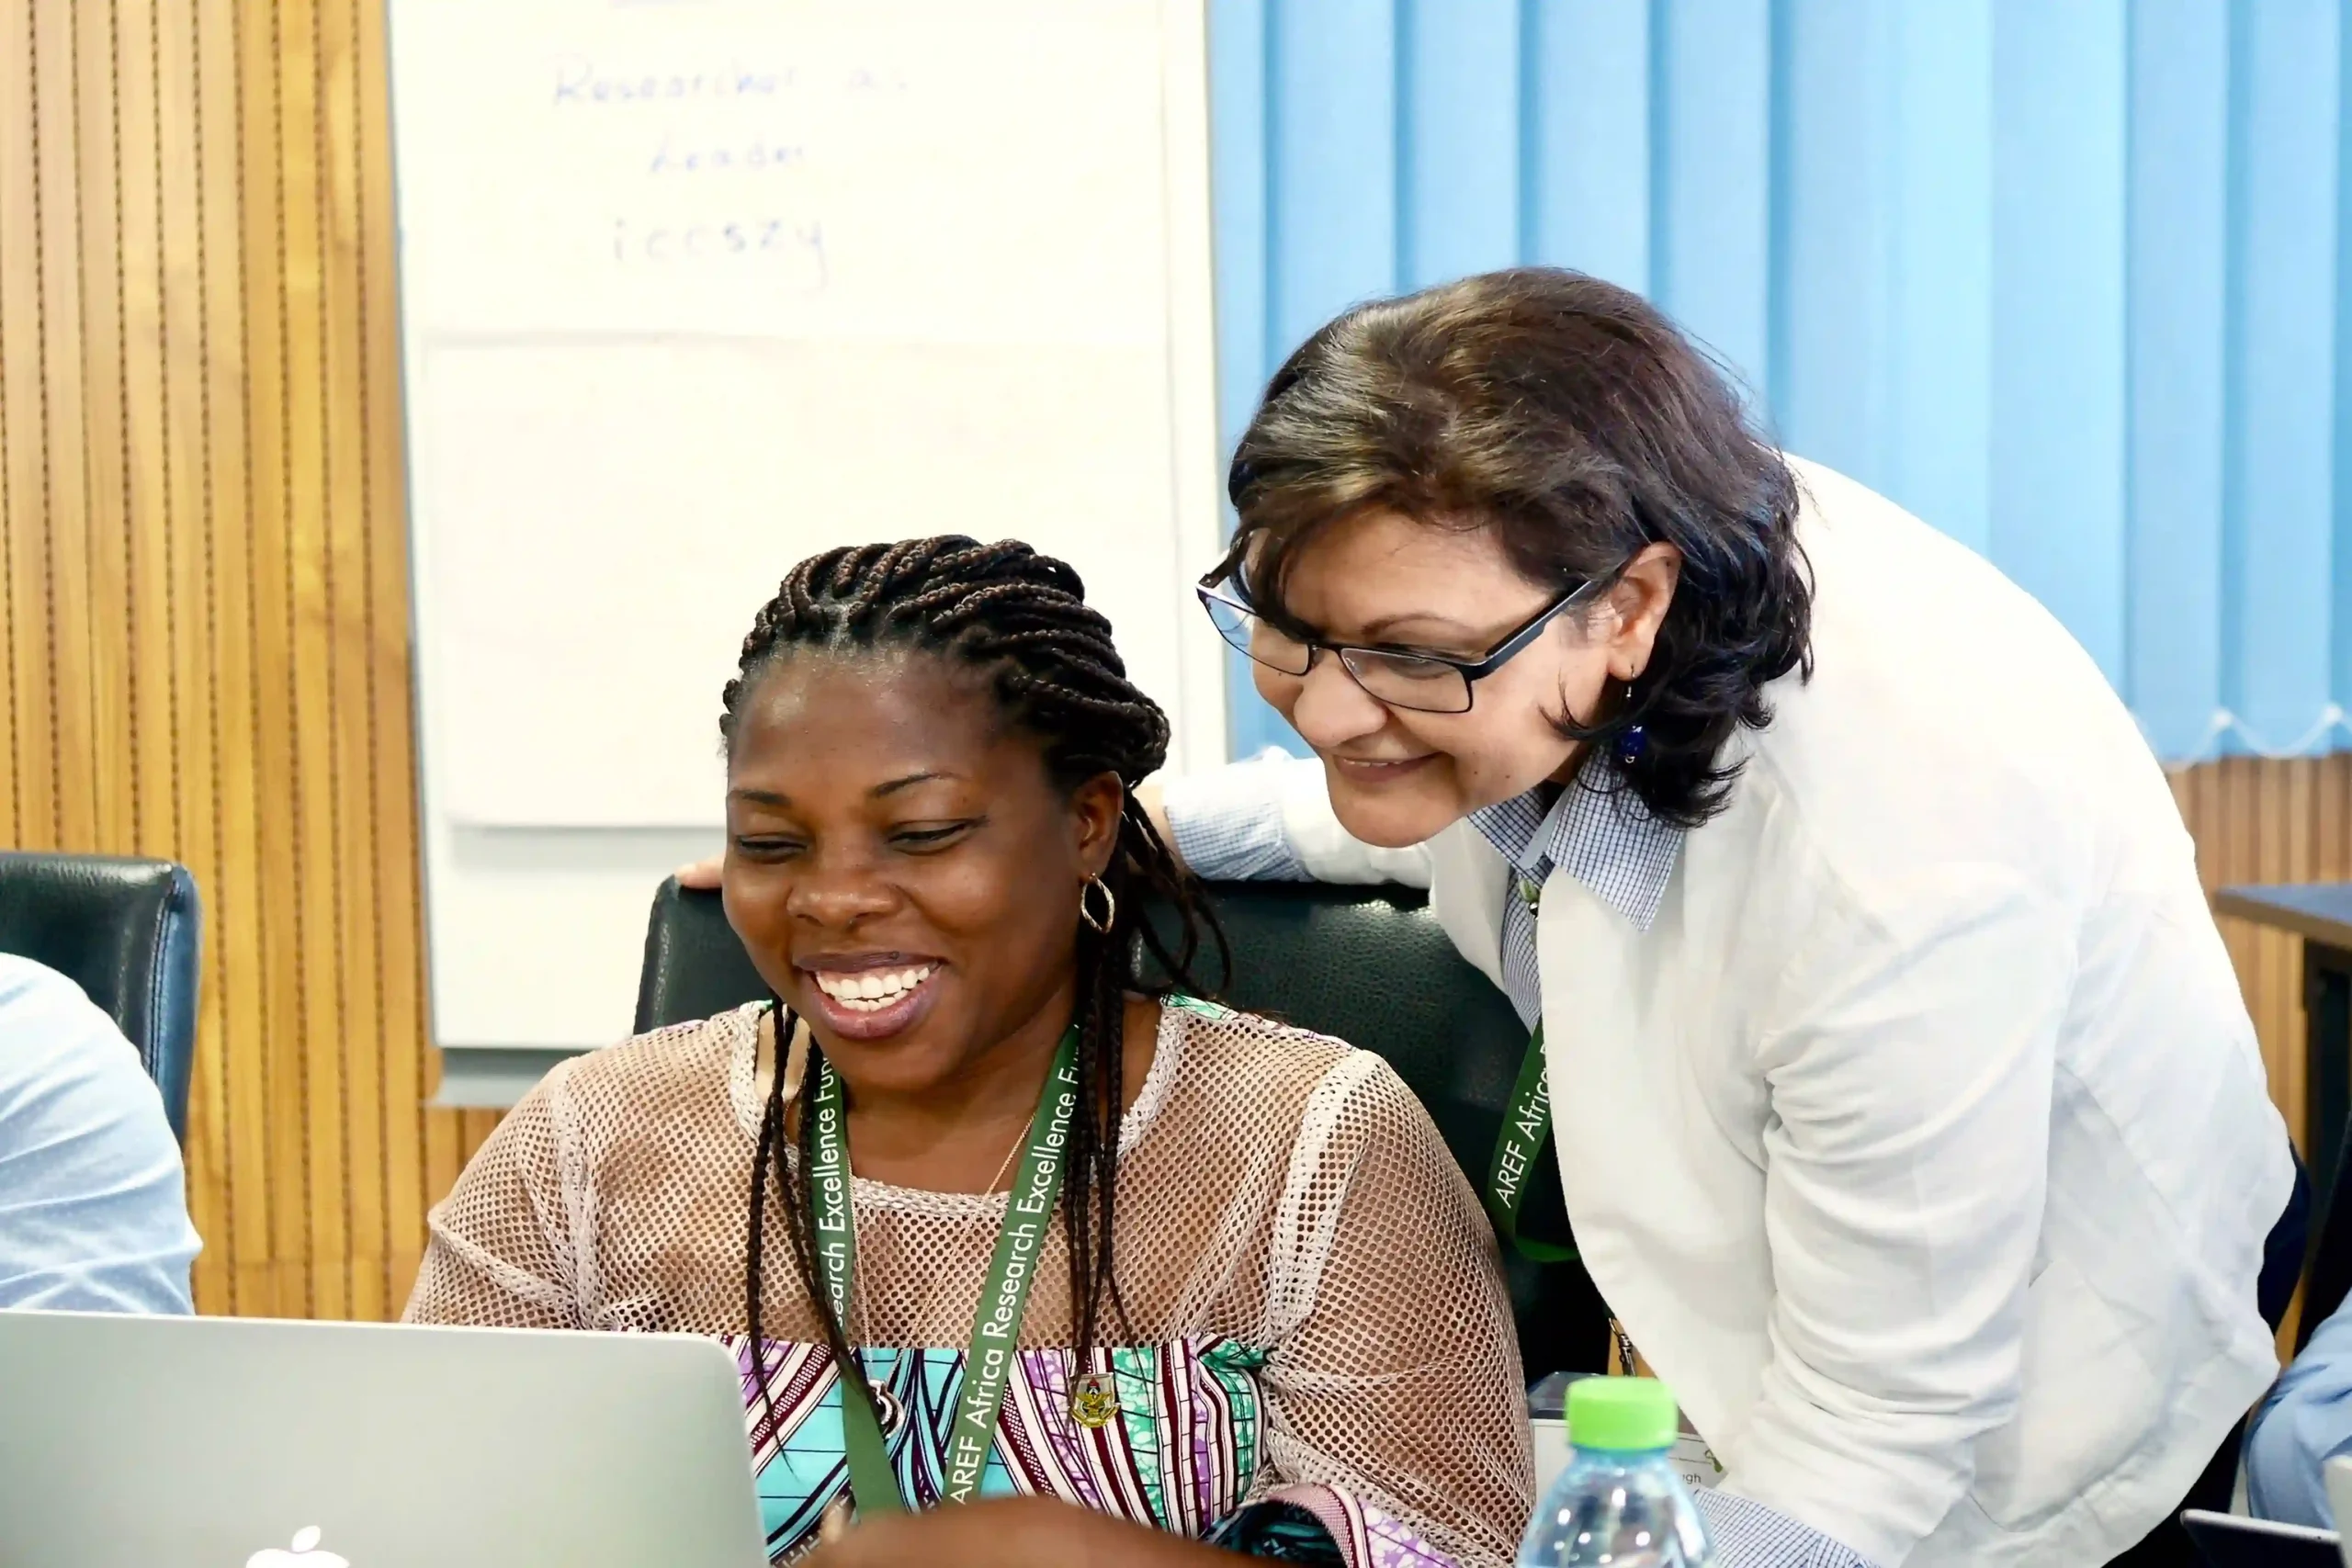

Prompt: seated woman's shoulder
[1145,997,1467,1213]
[1153,993,1407,1117]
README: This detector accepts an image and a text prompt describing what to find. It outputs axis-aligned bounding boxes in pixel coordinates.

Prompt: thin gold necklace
[851,1113,1029,1362]
[776,1013,1035,1421]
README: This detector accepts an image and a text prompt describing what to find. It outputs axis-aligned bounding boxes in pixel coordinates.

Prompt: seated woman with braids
[404,537,1531,1568]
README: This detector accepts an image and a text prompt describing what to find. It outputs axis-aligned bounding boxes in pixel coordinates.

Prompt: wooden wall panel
[0,0,494,1320]
[2177,754,2352,1163]
[1,0,2348,1321]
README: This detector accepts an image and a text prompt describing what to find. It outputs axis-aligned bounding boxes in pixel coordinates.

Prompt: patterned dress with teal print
[730,1334,1273,1560]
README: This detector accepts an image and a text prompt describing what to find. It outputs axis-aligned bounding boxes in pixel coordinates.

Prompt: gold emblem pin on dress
[1069,1371,1119,1428]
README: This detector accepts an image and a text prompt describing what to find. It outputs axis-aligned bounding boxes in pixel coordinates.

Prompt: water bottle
[1517,1376,1715,1567]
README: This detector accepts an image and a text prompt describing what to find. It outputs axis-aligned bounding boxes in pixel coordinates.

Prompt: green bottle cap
[1566,1376,1679,1452]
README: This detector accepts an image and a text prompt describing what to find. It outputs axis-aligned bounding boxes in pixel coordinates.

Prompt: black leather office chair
[635,877,1611,1377]
[0,852,203,1142]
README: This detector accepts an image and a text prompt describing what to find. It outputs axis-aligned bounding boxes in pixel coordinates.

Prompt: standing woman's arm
[1715,865,2073,1568]
[1144,750,1435,888]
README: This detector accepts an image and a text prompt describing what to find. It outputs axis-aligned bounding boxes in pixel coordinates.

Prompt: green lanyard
[1484,870,1578,1262]
[1484,1026,1577,1262]
[807,1026,1082,1516]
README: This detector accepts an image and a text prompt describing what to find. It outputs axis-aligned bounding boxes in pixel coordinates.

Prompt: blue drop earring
[1614,680,1646,765]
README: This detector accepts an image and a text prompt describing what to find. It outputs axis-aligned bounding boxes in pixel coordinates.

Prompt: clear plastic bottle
[1517,1377,1715,1567]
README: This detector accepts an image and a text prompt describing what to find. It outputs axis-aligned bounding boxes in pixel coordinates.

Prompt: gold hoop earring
[1080,874,1116,934]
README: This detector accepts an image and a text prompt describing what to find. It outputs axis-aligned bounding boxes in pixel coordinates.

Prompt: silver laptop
[0,1310,768,1568]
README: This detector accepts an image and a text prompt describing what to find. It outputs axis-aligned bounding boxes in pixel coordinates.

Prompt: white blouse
[1163,457,2294,1568]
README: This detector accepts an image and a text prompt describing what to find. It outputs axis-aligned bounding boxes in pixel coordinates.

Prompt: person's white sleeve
[2245,1292,2352,1529]
[1713,867,2067,1568]
[0,957,200,1314]
[1160,750,1432,888]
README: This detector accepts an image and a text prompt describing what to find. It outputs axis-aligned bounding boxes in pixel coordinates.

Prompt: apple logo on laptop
[246,1527,349,1568]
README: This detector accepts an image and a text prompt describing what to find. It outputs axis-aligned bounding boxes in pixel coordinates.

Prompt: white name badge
[1669,1428,1724,1493]
[1529,1417,1723,1497]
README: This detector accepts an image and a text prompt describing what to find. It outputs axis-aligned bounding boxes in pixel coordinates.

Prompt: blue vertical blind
[1208,0,2352,763]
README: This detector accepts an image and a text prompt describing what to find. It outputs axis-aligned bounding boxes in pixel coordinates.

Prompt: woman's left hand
[798,1495,1228,1568]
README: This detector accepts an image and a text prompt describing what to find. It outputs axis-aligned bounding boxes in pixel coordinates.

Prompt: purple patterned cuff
[1252,1483,1464,1568]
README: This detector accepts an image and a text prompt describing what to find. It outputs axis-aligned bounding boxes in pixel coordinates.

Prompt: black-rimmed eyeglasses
[1194,568,1621,716]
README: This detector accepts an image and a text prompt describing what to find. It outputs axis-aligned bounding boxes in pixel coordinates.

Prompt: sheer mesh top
[404,999,1532,1566]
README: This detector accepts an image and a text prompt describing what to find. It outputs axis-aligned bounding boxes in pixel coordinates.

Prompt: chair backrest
[0,852,202,1142]
[635,877,1610,1377]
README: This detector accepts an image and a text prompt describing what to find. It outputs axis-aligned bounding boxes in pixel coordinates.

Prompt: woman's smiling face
[1252,509,1678,849]
[720,648,1121,1097]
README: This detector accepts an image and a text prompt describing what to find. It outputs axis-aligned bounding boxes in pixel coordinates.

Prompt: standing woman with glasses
[1142,268,2303,1568]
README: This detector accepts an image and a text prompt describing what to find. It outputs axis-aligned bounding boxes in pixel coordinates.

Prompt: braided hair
[721,536,1228,1448]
